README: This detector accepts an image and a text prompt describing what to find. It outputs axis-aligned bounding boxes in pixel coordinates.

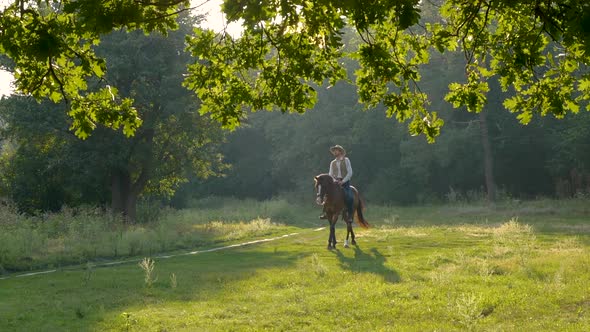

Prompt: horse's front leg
[327,215,337,250]
[327,225,333,250]
[327,225,335,249]
[328,213,334,250]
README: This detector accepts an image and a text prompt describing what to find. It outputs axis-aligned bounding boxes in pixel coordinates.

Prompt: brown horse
[314,174,369,249]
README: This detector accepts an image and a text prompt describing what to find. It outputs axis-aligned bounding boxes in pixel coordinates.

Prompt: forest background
[1,1,589,216]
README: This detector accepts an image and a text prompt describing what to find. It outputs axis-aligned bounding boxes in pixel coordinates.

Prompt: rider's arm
[341,157,353,183]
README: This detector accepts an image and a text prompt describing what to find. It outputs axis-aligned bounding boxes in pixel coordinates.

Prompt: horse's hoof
[344,243,349,248]
[327,245,333,250]
[352,240,357,246]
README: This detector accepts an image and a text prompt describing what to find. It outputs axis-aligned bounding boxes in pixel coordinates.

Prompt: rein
[315,175,337,206]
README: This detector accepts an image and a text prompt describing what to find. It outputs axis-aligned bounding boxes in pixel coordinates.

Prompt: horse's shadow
[335,246,401,283]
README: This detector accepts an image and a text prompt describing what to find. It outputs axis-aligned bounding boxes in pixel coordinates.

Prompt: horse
[314,173,369,249]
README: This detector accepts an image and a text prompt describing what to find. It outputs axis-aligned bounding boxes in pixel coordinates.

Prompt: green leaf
[578,79,590,92]
[49,91,62,103]
[564,100,580,113]
[503,97,519,111]
[516,111,532,125]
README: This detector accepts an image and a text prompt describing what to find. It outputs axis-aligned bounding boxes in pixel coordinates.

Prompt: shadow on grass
[0,248,309,332]
[335,246,401,283]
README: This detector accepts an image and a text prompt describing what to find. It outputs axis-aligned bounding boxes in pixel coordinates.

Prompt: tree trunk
[111,131,155,223]
[111,170,125,215]
[124,191,138,222]
[110,162,152,222]
[111,169,139,222]
[479,110,496,202]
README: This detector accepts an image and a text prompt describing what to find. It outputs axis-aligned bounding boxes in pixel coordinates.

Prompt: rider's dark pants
[342,181,354,220]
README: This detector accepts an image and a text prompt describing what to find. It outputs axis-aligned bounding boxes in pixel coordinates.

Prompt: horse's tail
[355,191,370,229]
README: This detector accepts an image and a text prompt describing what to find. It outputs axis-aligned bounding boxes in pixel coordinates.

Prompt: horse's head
[314,174,334,205]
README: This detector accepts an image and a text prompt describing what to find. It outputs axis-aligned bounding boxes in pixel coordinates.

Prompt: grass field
[1,199,589,331]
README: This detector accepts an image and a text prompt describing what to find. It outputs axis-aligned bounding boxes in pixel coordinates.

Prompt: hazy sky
[197,0,242,36]
[0,0,240,97]
[0,70,11,96]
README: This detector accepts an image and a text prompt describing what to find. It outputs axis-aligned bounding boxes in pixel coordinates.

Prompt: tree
[0,97,112,213]
[186,0,590,141]
[1,1,589,141]
[0,16,226,219]
[95,19,227,220]
[0,0,190,137]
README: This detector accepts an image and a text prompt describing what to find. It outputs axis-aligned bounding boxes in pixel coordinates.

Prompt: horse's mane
[315,173,335,184]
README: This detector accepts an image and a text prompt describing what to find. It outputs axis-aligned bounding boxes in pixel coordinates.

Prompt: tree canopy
[1,0,589,141]
[0,15,226,218]
[0,0,189,137]
[187,0,590,141]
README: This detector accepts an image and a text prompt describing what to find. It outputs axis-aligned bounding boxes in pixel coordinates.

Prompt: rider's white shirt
[329,157,353,183]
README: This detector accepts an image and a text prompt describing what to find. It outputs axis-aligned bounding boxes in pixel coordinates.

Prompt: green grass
[1,199,590,331]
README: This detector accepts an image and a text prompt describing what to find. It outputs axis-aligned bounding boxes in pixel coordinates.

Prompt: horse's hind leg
[344,221,350,248]
[332,221,337,247]
[350,197,358,245]
[345,222,355,247]
[341,211,348,248]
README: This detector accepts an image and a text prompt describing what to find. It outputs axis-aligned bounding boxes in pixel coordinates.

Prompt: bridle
[315,179,326,205]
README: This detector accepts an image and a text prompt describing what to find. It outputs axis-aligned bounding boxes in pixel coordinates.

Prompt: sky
[0,0,240,97]
[196,0,242,36]
[0,70,12,97]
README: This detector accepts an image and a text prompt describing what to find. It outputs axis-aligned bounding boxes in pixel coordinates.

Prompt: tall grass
[0,198,301,274]
[2,196,588,274]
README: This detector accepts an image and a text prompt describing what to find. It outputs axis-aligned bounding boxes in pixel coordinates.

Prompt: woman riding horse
[315,173,369,249]
[319,145,354,222]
